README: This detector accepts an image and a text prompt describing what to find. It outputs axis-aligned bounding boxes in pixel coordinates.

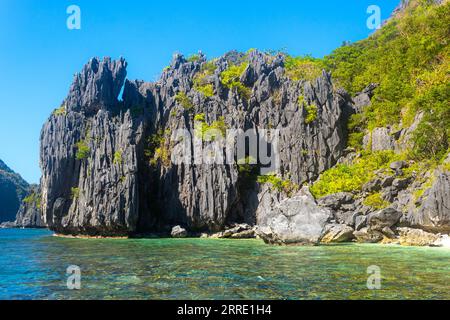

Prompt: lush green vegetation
[220,62,251,99]
[113,151,123,165]
[284,55,323,81]
[71,187,80,199]
[187,54,201,62]
[363,192,390,209]
[53,104,66,116]
[322,0,449,160]
[75,140,90,160]
[304,103,318,124]
[23,191,41,209]
[257,174,299,196]
[193,61,217,97]
[194,113,227,141]
[310,151,403,198]
[145,130,171,167]
[175,92,194,111]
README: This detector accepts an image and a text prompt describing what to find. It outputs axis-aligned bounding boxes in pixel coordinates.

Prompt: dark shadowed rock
[409,169,450,233]
[363,178,382,193]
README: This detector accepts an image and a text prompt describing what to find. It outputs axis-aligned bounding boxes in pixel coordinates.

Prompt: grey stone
[409,170,450,233]
[15,185,46,228]
[364,127,395,151]
[381,226,396,239]
[392,177,411,190]
[367,207,403,231]
[362,178,382,193]
[171,225,187,238]
[320,224,354,243]
[257,187,332,245]
[354,215,367,231]
[397,227,441,246]
[317,192,354,210]
[390,161,407,171]
[381,176,395,188]
[353,227,384,243]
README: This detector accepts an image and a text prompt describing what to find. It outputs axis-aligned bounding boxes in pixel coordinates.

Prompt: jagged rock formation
[318,161,450,245]
[38,48,449,245]
[40,51,349,237]
[408,169,450,233]
[15,185,46,228]
[0,159,29,222]
[41,58,143,235]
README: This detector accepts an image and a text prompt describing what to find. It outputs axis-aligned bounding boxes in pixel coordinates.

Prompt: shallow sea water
[0,228,448,300]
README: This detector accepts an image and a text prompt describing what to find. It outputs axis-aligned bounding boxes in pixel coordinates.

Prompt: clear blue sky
[0,0,399,184]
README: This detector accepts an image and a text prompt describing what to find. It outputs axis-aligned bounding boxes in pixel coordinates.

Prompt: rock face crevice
[39,51,349,237]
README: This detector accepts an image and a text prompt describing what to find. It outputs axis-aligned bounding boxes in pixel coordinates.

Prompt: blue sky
[0,0,399,183]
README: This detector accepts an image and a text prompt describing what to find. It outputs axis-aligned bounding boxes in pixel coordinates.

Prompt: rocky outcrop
[38,52,448,243]
[367,208,403,231]
[320,224,354,243]
[0,221,16,229]
[170,225,188,238]
[408,169,450,233]
[317,156,450,244]
[256,187,332,244]
[39,51,348,237]
[40,57,146,236]
[15,185,46,228]
[397,227,441,246]
[0,159,29,223]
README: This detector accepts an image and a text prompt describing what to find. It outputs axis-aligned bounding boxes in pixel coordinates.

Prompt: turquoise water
[0,228,449,300]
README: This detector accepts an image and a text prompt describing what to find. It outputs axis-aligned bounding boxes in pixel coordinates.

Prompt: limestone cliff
[39,51,348,237]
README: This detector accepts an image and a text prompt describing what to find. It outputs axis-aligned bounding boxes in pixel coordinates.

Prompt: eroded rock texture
[15,185,46,228]
[40,51,349,236]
